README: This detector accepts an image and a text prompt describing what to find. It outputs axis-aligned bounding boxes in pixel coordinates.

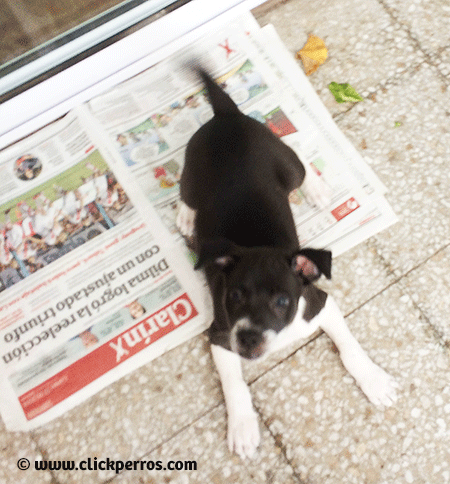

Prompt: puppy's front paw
[176,202,196,238]
[301,171,332,210]
[227,411,260,459]
[357,363,399,407]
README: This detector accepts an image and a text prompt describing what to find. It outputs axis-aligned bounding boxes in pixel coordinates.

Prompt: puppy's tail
[197,68,240,116]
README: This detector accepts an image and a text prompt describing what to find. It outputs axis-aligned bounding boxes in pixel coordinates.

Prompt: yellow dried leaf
[296,34,328,75]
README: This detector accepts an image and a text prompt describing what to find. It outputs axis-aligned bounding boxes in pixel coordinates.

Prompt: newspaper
[0,13,396,431]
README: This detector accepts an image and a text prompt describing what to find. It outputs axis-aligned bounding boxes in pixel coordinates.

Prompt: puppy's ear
[194,238,237,270]
[291,248,332,282]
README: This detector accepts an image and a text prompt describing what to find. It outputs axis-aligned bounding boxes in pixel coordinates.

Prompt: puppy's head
[196,239,331,359]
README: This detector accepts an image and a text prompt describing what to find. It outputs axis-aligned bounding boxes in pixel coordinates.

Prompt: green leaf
[328,82,364,103]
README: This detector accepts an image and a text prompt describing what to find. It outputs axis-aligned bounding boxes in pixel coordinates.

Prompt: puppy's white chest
[267,297,320,354]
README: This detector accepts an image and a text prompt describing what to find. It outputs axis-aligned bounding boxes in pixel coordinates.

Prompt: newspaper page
[0,110,208,431]
[86,14,396,258]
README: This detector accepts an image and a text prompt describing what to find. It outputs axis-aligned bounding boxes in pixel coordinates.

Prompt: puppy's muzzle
[236,329,266,360]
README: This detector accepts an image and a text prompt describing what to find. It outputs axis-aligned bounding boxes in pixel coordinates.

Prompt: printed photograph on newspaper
[0,151,131,291]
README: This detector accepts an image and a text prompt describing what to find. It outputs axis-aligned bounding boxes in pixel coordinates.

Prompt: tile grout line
[411,299,450,353]
[376,0,450,85]
[394,246,450,352]
[254,404,308,484]
[345,241,450,319]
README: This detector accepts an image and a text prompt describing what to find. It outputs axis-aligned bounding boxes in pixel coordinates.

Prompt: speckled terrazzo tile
[401,245,450,344]
[111,405,298,484]
[251,284,450,484]
[335,63,450,276]
[381,0,450,55]
[253,0,426,116]
[31,333,223,484]
[0,420,48,484]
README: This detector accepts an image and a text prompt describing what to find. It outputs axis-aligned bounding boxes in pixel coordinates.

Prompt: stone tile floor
[2,0,450,482]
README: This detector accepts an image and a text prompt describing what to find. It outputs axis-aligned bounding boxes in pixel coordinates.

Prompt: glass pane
[1,0,133,65]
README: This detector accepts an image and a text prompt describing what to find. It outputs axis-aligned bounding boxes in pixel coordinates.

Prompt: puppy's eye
[229,289,243,304]
[275,295,290,308]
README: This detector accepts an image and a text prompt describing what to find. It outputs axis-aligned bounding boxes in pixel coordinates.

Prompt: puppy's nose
[237,329,262,349]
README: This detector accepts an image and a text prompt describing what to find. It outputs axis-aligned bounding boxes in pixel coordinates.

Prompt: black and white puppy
[176,69,398,459]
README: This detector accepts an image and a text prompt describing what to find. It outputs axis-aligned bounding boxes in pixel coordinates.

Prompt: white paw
[176,202,196,238]
[356,363,399,407]
[227,411,260,459]
[301,171,332,210]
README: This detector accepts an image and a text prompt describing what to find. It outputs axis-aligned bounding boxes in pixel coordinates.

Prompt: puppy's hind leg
[317,296,399,407]
[211,344,260,459]
[176,202,196,239]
